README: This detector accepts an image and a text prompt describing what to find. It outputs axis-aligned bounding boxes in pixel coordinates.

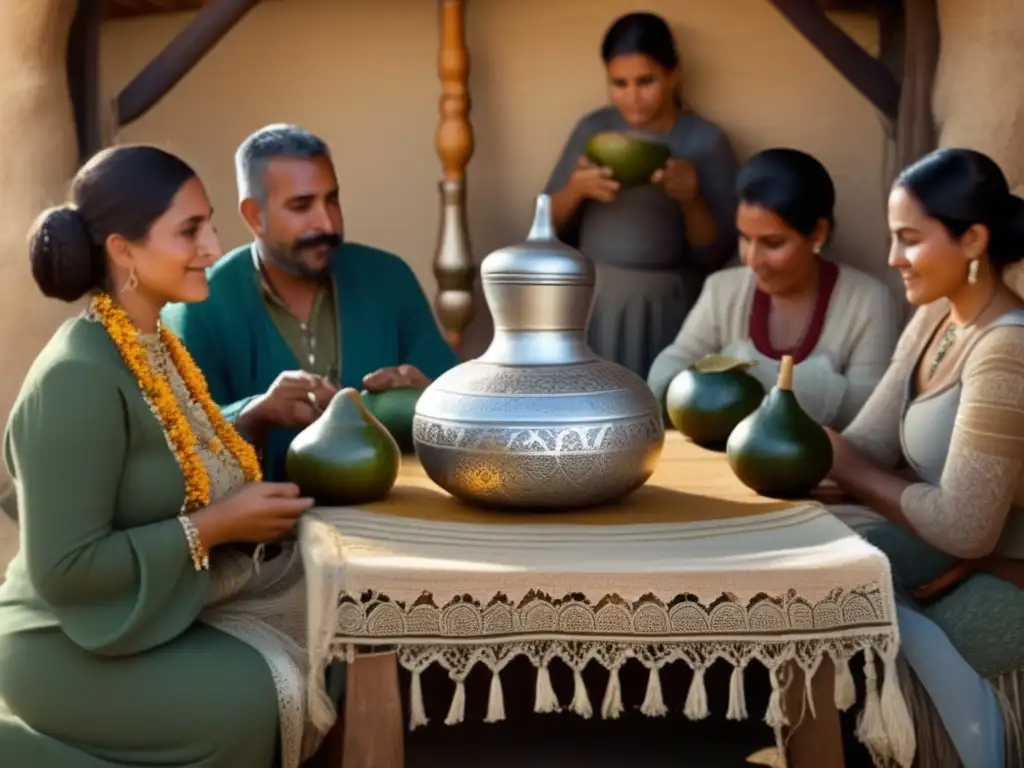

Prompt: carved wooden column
[433,0,476,350]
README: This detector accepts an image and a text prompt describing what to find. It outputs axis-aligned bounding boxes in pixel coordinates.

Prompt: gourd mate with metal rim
[286,388,401,505]
[665,354,766,451]
[726,355,833,498]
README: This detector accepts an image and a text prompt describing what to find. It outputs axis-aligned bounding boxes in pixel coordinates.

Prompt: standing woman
[544,11,739,378]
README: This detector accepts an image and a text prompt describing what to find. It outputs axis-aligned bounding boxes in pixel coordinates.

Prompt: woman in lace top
[0,146,337,767]
[648,148,900,428]
[826,148,1024,768]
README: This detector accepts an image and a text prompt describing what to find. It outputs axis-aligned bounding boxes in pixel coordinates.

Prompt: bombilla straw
[528,194,555,242]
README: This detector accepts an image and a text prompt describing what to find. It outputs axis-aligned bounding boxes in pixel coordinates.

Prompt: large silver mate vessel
[412,194,665,508]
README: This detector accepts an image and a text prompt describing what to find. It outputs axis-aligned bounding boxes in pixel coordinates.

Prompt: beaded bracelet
[177,514,210,571]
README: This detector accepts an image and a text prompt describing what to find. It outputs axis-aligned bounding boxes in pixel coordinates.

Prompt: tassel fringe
[534,663,561,713]
[570,667,594,719]
[764,666,789,730]
[855,648,886,755]
[833,654,856,712]
[726,663,748,720]
[409,669,429,731]
[684,666,709,720]
[484,668,506,723]
[444,680,467,725]
[640,666,668,717]
[400,643,912,768]
[879,651,917,767]
[601,667,624,719]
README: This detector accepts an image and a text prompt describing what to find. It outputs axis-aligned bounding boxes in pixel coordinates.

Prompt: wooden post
[433,0,476,351]
[67,0,105,165]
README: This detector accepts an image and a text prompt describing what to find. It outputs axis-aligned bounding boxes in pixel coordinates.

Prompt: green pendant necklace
[928,325,959,377]
[929,290,997,377]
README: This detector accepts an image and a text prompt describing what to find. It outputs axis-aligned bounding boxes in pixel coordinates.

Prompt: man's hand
[362,364,431,394]
[239,371,338,439]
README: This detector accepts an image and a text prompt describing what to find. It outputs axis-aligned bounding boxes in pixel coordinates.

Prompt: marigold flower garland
[91,293,262,512]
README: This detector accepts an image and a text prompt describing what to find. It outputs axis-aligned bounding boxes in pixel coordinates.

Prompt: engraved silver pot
[412,194,665,508]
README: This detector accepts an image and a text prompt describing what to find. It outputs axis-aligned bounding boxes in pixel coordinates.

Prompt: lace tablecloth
[299,435,915,767]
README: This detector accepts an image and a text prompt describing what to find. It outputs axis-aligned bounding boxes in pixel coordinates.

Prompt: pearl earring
[967,259,979,285]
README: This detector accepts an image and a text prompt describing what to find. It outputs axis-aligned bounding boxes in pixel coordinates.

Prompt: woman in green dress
[0,146,333,767]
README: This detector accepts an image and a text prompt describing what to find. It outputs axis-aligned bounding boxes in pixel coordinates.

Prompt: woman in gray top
[544,12,739,378]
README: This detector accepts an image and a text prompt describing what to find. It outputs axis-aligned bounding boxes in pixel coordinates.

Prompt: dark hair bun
[28,205,101,302]
[999,194,1024,267]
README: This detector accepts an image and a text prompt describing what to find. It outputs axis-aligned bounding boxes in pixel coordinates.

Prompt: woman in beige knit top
[827,148,1024,768]
[647,148,900,429]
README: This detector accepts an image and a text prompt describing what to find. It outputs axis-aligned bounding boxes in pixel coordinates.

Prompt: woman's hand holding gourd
[569,156,620,203]
[653,158,700,202]
[190,482,314,548]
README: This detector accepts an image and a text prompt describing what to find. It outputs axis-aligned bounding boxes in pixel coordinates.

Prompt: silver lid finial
[527,194,554,242]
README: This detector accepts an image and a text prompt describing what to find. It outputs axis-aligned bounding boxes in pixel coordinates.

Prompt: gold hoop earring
[967,259,980,285]
[123,268,138,293]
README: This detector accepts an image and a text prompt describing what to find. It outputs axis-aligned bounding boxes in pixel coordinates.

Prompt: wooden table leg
[341,652,405,768]
[786,658,845,768]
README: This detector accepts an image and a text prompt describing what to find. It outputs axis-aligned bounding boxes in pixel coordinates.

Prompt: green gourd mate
[665,355,765,451]
[584,131,672,187]
[726,355,833,498]
[360,386,423,454]
[286,388,401,505]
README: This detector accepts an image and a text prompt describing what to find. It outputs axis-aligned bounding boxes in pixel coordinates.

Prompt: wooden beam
[67,0,105,165]
[116,0,260,126]
[766,0,901,120]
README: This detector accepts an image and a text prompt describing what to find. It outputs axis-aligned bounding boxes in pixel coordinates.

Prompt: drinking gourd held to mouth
[162,124,458,481]
[544,11,740,380]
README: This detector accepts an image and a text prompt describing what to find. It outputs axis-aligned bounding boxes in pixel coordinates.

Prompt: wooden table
[310,434,862,768]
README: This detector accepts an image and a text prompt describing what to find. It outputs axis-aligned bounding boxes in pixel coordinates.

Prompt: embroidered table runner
[300,434,915,767]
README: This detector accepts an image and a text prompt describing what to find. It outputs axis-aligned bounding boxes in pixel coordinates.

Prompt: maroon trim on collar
[748,259,839,363]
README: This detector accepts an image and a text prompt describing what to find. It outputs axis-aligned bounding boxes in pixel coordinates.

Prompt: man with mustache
[163,124,458,480]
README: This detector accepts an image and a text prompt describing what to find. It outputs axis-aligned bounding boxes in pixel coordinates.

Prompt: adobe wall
[932,0,1024,294]
[0,0,79,563]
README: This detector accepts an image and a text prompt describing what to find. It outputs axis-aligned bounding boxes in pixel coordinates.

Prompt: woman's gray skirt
[587,264,702,379]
